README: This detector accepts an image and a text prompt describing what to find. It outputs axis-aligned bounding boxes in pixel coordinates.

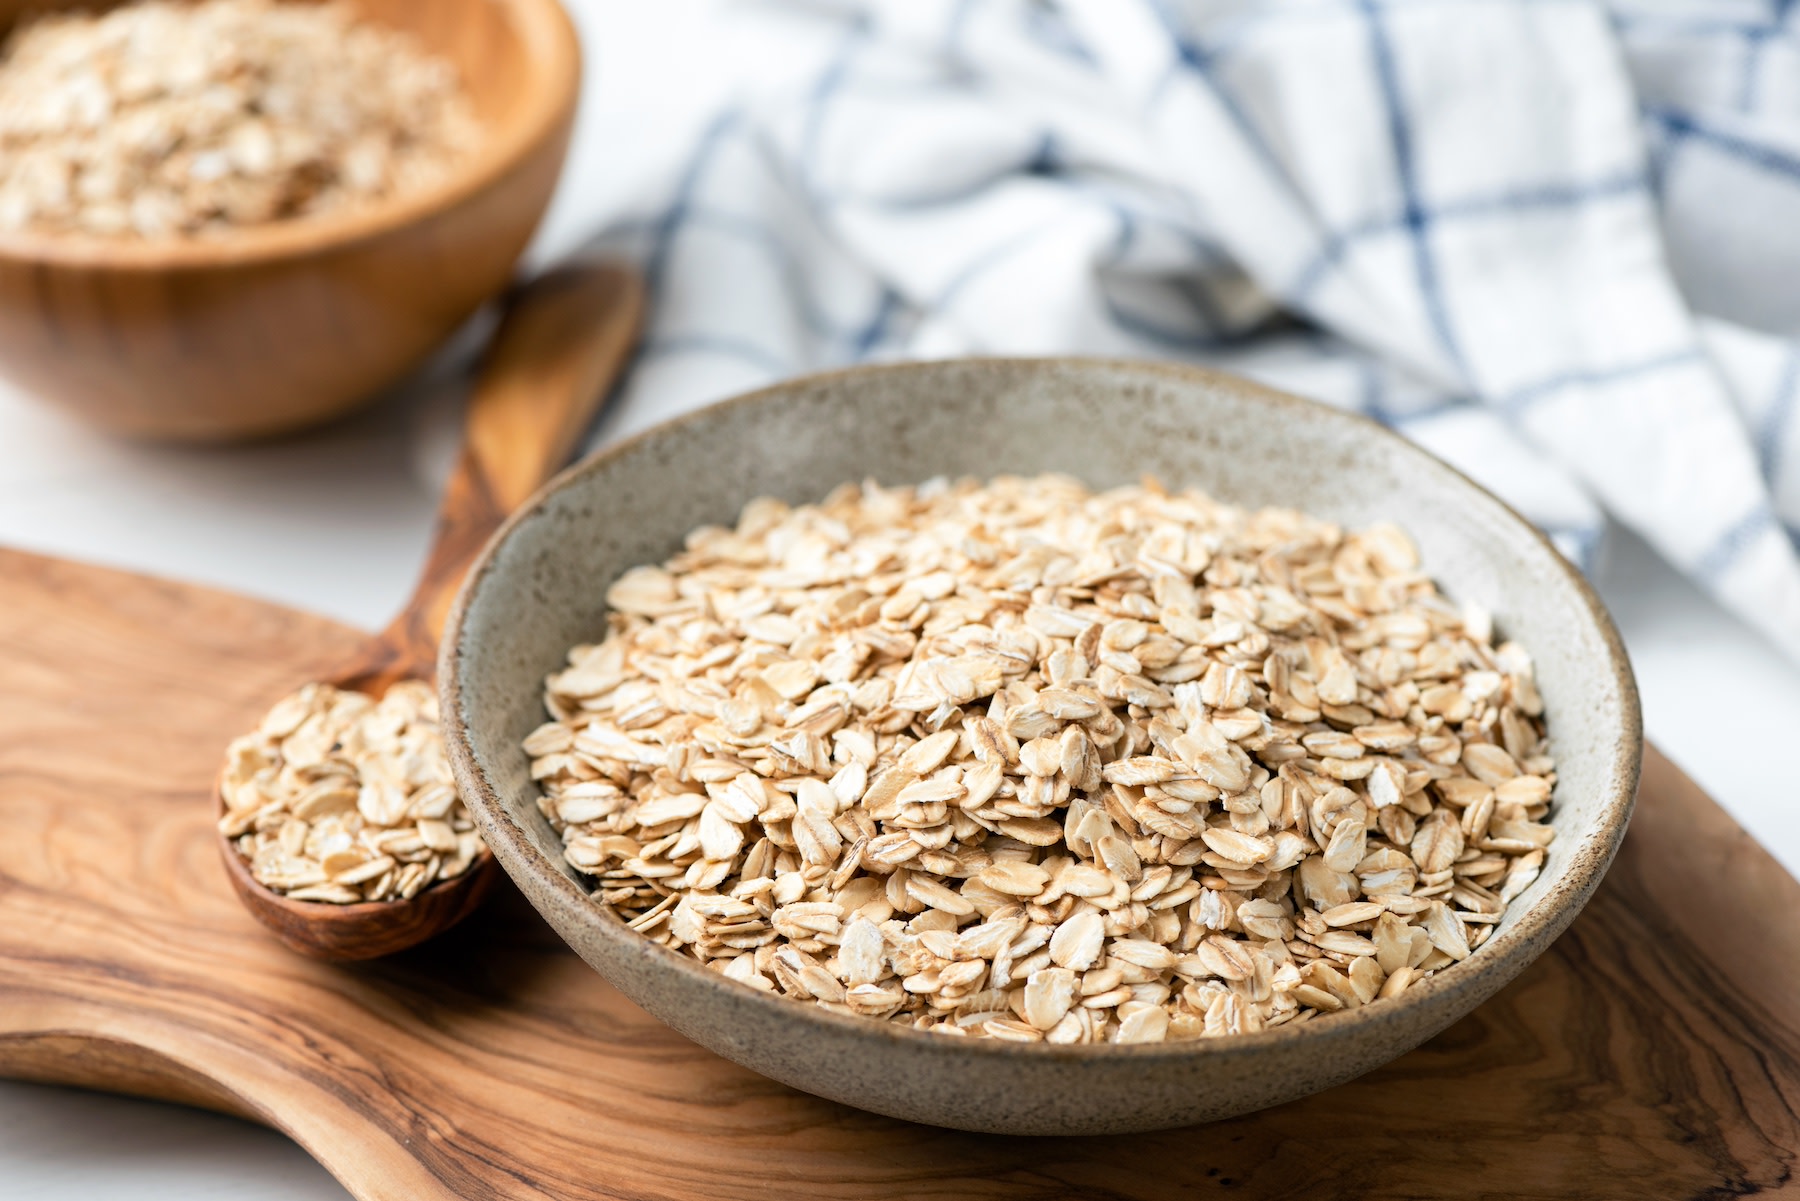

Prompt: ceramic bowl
[441,358,1641,1135]
[0,0,578,440]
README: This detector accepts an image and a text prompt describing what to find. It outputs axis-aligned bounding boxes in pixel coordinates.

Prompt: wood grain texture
[0,0,579,441]
[2,548,1797,1200]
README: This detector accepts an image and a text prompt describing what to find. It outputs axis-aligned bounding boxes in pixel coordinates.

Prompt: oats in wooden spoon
[221,680,482,903]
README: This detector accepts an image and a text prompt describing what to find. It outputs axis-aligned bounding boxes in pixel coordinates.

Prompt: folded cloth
[586,0,1800,661]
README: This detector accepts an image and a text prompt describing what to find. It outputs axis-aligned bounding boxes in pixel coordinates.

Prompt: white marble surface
[4,1,1799,1197]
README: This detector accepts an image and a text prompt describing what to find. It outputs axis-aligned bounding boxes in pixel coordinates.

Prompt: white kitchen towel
[581,0,1800,661]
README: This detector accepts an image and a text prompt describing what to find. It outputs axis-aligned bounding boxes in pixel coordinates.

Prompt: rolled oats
[220,680,484,902]
[525,476,1556,1044]
[0,0,480,238]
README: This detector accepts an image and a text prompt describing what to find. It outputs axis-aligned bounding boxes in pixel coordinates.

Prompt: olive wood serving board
[2,547,1797,1200]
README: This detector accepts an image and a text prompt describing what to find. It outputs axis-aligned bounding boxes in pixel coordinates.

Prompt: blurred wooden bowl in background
[0,0,580,441]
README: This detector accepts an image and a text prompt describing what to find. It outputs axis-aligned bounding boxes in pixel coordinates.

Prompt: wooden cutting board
[2,547,1798,1200]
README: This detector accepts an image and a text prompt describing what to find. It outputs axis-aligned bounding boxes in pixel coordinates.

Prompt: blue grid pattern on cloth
[584,0,1800,660]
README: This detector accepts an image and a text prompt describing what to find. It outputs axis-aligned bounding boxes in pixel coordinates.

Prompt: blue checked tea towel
[583,0,1800,661]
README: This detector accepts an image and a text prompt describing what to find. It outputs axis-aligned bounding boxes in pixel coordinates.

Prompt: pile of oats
[220,680,483,904]
[0,0,480,238]
[525,476,1554,1044]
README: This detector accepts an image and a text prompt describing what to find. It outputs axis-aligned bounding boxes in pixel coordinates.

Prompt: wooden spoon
[217,261,644,961]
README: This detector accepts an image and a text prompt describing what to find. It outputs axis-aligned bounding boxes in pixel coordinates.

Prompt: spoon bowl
[216,779,500,960]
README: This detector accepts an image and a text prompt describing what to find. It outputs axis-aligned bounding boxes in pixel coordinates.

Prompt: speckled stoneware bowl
[441,358,1641,1136]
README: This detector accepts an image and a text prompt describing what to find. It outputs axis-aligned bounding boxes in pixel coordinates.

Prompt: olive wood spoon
[218,261,644,961]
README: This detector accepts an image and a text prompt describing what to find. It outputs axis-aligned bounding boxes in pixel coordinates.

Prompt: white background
[4,2,1798,1196]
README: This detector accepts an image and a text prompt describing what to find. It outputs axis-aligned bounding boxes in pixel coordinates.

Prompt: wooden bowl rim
[0,0,579,270]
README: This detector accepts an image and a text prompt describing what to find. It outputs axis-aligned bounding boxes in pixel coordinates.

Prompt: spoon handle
[354,262,644,689]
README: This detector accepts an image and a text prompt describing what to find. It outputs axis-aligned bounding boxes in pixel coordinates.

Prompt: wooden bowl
[441,359,1643,1135]
[0,0,579,441]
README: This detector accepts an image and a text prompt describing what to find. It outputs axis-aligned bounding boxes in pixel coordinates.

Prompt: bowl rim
[0,0,579,269]
[442,356,1643,1064]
